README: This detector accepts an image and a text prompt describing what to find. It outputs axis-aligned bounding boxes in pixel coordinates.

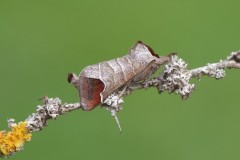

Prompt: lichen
[158,55,195,99]
[0,121,32,158]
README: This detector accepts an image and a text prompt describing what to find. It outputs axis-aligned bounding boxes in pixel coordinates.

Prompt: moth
[68,41,169,111]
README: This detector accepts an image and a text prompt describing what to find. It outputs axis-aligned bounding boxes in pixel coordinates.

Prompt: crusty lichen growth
[26,97,80,132]
[102,93,124,112]
[190,51,240,77]
[0,121,32,158]
[158,55,195,99]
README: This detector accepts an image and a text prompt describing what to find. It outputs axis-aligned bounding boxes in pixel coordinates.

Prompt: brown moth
[68,41,170,111]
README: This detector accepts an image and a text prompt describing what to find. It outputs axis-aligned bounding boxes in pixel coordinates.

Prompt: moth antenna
[111,110,122,134]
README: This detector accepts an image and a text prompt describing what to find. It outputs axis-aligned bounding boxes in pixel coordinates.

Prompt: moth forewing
[69,41,169,111]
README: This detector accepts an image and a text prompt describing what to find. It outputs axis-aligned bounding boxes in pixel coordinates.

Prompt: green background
[0,0,240,159]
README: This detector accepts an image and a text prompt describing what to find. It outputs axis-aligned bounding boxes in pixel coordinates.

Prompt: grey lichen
[227,51,240,62]
[158,55,195,99]
[7,118,17,128]
[102,93,124,111]
[190,62,226,80]
[25,97,80,132]
[204,63,225,79]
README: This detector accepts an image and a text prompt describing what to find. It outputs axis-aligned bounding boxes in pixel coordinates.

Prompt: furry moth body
[68,41,169,111]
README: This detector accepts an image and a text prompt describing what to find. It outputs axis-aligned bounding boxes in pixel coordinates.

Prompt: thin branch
[25,97,80,132]
[24,51,240,132]
[1,50,240,158]
[10,51,240,134]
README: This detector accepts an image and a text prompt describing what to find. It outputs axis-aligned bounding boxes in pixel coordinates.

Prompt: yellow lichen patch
[0,122,32,158]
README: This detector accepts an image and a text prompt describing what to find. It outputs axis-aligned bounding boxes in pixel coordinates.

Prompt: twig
[1,50,240,158]
[24,51,240,133]
[25,97,81,132]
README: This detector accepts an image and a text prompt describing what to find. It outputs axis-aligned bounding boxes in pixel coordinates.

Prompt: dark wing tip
[136,41,159,58]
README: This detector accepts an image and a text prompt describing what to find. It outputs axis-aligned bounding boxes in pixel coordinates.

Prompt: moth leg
[119,85,128,97]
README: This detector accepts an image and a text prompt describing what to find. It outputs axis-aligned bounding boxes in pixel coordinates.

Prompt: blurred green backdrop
[0,0,240,160]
